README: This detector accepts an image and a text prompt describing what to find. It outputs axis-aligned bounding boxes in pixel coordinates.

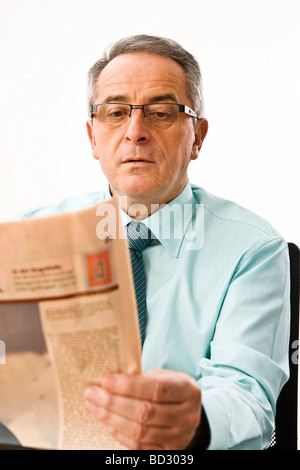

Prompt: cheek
[167,135,194,167]
[93,141,113,177]
[170,124,194,153]
[97,152,115,179]
[94,132,118,165]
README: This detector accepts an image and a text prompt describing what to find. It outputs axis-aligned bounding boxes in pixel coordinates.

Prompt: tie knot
[127,221,152,252]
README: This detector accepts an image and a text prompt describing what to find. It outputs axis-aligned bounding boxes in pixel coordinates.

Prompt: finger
[101,370,200,404]
[84,398,165,449]
[84,398,192,450]
[84,385,190,426]
[84,374,202,450]
[102,419,166,451]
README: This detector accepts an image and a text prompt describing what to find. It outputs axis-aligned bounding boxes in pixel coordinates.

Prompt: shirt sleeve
[198,237,290,450]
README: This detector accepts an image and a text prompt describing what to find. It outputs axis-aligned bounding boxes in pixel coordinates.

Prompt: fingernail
[84,386,97,400]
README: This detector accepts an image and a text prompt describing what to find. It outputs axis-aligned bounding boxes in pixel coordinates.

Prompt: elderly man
[20,35,290,450]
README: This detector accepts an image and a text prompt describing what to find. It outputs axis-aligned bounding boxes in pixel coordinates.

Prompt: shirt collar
[120,182,195,258]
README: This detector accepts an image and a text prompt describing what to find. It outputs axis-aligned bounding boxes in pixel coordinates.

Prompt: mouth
[122,157,154,165]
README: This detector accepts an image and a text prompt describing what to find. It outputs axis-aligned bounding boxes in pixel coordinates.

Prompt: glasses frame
[89,102,200,124]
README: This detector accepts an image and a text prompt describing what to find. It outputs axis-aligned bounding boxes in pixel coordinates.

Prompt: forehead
[95,52,190,104]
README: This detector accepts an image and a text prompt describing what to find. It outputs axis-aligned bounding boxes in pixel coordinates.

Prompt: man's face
[87,52,208,209]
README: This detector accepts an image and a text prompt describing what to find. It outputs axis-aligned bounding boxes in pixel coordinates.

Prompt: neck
[109,181,187,220]
[114,194,159,220]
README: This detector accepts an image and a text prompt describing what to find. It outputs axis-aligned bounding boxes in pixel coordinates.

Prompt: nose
[124,108,151,145]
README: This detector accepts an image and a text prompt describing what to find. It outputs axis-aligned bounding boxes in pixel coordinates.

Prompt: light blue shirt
[16,182,290,450]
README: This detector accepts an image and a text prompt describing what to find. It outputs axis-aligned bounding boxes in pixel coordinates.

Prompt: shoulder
[13,190,109,220]
[188,183,289,286]
[190,183,282,240]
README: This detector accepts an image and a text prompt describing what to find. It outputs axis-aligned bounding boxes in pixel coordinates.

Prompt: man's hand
[84,368,202,450]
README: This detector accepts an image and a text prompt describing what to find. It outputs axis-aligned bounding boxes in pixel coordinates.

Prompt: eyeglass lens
[95,103,180,126]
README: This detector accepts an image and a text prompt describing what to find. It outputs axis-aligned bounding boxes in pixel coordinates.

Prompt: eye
[155,111,170,118]
[107,106,129,118]
[149,108,171,119]
[146,104,178,124]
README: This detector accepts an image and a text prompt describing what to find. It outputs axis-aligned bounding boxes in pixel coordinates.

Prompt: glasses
[90,103,199,126]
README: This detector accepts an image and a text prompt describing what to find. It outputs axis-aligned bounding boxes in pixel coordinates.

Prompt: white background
[0,0,299,445]
[0,0,299,247]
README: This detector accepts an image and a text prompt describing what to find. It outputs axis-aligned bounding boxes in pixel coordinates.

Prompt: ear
[191,118,208,161]
[86,120,99,161]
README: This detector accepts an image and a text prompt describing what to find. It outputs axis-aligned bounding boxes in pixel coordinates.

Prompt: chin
[116,177,161,200]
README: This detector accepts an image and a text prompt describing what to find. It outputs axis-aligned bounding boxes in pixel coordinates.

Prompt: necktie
[127,221,152,345]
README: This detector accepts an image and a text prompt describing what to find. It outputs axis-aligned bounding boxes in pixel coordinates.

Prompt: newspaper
[0,198,142,450]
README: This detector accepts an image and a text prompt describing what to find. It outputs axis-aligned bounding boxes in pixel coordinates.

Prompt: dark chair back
[271,242,299,450]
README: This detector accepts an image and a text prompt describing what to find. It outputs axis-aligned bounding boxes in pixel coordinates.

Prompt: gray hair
[87,34,204,117]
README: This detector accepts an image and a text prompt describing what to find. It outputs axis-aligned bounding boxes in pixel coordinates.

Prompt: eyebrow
[101,93,179,104]
[147,94,178,104]
[102,95,129,103]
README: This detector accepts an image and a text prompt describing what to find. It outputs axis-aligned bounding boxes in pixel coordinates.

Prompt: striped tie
[127,221,152,346]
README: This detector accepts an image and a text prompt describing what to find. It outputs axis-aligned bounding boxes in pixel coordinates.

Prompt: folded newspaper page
[0,199,142,450]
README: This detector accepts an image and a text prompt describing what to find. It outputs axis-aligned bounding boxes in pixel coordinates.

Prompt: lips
[122,157,153,164]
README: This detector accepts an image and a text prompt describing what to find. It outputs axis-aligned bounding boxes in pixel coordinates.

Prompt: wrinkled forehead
[95,52,191,105]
